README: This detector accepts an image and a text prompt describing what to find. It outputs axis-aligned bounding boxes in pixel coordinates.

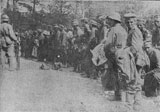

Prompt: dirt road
[0,58,159,112]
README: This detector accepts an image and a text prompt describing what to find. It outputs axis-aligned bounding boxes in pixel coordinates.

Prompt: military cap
[37,29,43,32]
[1,14,9,22]
[137,18,146,25]
[124,13,137,18]
[72,19,79,26]
[144,41,152,48]
[54,24,59,28]
[90,20,98,26]
[108,12,121,22]
[99,15,106,20]
[59,24,64,29]
[81,18,88,23]
[43,30,50,36]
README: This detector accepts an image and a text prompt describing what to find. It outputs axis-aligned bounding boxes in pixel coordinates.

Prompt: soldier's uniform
[124,13,146,110]
[0,15,17,70]
[81,18,91,43]
[144,41,160,97]
[152,16,160,47]
[72,20,84,72]
[152,28,160,47]
[103,12,127,100]
[89,20,99,50]
[124,13,144,67]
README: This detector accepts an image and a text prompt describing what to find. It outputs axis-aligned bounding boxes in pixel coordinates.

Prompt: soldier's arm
[155,51,160,69]
[8,25,17,41]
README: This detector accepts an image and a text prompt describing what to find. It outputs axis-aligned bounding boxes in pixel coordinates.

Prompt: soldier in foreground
[103,12,127,101]
[0,14,18,71]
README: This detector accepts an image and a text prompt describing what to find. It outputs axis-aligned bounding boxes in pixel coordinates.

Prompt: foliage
[1,0,160,32]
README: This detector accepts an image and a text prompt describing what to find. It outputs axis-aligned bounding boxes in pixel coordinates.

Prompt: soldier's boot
[120,90,127,102]
[133,91,142,111]
[156,86,160,96]
[8,56,15,71]
[115,90,121,101]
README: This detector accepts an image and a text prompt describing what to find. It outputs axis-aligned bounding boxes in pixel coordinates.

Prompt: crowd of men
[1,11,160,111]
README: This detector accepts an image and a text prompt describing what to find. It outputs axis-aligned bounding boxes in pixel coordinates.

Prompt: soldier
[137,18,152,42]
[124,13,147,70]
[72,20,84,72]
[15,32,21,70]
[81,18,91,42]
[98,15,109,43]
[72,19,84,43]
[60,25,68,67]
[152,16,160,47]
[0,14,18,71]
[103,12,127,101]
[124,13,146,110]
[143,41,160,98]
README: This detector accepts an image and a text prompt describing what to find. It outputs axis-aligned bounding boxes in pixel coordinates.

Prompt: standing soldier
[0,14,18,71]
[137,18,152,42]
[152,16,160,47]
[15,32,20,70]
[98,15,109,43]
[124,13,146,70]
[103,12,127,101]
[72,19,84,72]
[124,13,145,110]
[81,18,91,43]
[60,25,68,67]
[89,20,99,50]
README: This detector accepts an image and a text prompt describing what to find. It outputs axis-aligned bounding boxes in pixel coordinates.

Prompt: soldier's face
[126,18,136,29]
[108,18,114,27]
[137,24,144,30]
[155,20,160,27]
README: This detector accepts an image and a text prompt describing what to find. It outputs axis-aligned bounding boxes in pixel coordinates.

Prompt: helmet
[1,14,9,22]
[108,12,121,22]
[137,18,146,25]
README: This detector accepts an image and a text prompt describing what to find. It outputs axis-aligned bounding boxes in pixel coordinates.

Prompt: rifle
[15,40,20,70]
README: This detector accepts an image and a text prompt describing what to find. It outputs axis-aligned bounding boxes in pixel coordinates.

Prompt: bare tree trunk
[33,0,36,14]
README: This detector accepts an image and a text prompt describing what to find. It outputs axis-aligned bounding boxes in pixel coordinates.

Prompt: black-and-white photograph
[1,0,160,112]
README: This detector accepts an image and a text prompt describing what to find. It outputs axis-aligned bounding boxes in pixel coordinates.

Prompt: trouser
[1,45,15,70]
[144,73,160,97]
